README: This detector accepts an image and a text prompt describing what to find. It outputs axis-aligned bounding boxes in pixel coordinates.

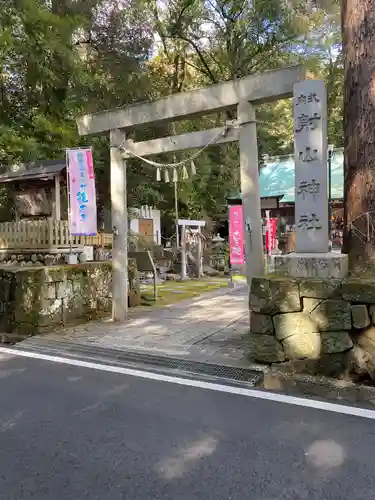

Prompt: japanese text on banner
[265,217,277,254]
[229,205,245,265]
[67,148,97,236]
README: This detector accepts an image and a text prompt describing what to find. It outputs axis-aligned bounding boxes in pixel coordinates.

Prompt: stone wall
[248,276,375,382]
[0,250,90,267]
[0,261,140,342]
[0,249,111,267]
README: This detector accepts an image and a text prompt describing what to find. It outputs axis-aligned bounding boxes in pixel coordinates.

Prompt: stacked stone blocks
[0,261,140,342]
[249,276,375,366]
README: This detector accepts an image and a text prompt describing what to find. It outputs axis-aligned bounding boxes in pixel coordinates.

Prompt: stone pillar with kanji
[294,80,328,253]
[275,80,348,279]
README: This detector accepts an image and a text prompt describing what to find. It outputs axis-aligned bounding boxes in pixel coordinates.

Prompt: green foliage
[0,0,153,213]
[0,0,344,232]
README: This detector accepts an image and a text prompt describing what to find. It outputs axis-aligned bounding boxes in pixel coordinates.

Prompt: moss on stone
[320,331,353,354]
[310,299,352,331]
[342,279,375,304]
[250,313,274,335]
[250,275,301,314]
[299,278,341,299]
[247,334,285,363]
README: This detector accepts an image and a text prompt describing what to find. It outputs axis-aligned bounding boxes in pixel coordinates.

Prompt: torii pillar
[76,65,308,320]
[238,101,264,285]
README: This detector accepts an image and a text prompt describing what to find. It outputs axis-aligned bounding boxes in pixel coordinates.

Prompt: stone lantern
[210,233,226,270]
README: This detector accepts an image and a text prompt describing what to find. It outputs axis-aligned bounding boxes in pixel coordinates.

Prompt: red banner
[229,205,245,265]
[266,218,277,253]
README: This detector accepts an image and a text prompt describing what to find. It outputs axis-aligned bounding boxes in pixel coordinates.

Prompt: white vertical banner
[66,148,97,236]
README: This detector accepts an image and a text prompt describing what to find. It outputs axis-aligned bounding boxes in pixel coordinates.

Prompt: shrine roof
[260,148,344,203]
[0,159,66,183]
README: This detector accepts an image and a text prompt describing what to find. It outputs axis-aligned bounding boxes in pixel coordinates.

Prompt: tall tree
[341,0,375,271]
[141,0,342,226]
[0,0,154,215]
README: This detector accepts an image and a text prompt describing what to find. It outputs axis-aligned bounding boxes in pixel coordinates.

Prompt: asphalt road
[0,351,375,499]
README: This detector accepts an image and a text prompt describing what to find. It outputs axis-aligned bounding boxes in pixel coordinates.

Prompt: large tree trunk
[342,0,375,273]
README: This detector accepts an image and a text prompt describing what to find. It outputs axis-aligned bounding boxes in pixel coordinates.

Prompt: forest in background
[0,0,342,233]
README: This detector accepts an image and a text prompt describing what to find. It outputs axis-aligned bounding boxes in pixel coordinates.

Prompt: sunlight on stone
[305,440,345,469]
[130,318,149,327]
[156,436,218,480]
[145,325,167,333]
[40,298,62,317]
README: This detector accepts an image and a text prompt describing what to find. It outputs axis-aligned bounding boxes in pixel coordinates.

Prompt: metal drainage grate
[140,356,260,383]
[15,338,262,386]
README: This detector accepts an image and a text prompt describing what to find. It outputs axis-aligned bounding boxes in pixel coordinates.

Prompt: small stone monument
[275,80,348,279]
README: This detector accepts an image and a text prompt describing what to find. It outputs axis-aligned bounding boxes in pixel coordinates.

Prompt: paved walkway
[39,285,251,364]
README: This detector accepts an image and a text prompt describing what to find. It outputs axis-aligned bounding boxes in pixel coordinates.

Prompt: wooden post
[48,218,54,247]
[174,180,180,248]
[197,227,203,278]
[238,101,264,285]
[180,225,187,280]
[153,272,158,300]
[54,174,61,220]
[110,129,128,322]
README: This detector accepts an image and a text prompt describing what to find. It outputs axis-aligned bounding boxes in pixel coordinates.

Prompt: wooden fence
[0,220,113,249]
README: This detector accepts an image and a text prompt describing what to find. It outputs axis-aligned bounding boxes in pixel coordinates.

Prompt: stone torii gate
[76,65,307,322]
[178,219,206,280]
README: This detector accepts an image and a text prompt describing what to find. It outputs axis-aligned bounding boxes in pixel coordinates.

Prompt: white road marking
[2,346,375,420]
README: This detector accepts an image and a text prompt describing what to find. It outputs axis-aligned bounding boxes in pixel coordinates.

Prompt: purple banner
[67,148,97,236]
